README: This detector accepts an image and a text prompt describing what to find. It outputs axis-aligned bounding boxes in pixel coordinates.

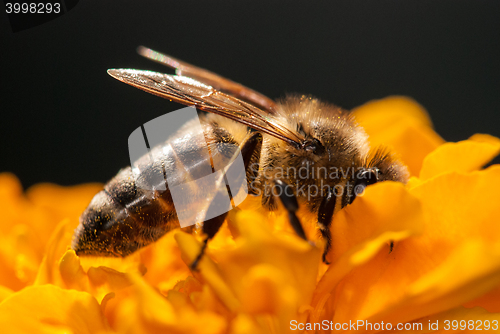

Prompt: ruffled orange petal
[0,173,26,234]
[114,273,226,334]
[215,210,320,305]
[0,224,40,290]
[26,181,102,236]
[240,264,294,314]
[134,231,190,294]
[352,96,434,128]
[31,216,148,312]
[463,284,500,313]
[419,136,500,180]
[411,166,500,247]
[229,314,265,334]
[175,231,242,312]
[0,173,101,292]
[175,210,321,333]
[59,250,89,290]
[327,166,500,327]
[352,96,445,176]
[34,219,71,287]
[0,285,111,333]
[0,173,43,290]
[312,182,424,322]
[0,285,13,303]
[469,133,500,146]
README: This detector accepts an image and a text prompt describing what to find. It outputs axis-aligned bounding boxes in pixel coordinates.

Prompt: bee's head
[365,148,409,183]
[277,95,371,173]
[348,148,409,204]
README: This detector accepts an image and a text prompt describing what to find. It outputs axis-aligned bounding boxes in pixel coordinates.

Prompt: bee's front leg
[317,191,336,264]
[274,179,307,241]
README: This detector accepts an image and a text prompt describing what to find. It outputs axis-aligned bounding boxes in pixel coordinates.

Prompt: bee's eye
[301,138,324,155]
[349,169,379,204]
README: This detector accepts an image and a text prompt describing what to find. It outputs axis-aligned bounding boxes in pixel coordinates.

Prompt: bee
[72,47,408,266]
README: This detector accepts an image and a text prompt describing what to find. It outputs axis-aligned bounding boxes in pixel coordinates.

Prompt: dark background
[1,0,499,189]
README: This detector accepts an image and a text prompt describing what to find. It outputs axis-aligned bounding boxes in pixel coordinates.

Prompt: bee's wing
[107,69,303,145]
[137,46,278,113]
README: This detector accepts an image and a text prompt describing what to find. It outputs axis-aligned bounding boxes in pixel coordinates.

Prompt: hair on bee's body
[255,95,371,211]
[72,47,409,265]
[73,111,249,257]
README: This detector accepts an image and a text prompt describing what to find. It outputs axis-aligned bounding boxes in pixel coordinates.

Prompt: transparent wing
[137,46,278,113]
[107,69,303,145]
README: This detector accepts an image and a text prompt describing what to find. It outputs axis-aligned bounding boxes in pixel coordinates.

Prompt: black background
[1,0,499,189]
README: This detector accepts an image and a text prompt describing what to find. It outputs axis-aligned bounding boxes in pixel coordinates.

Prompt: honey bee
[72,47,408,266]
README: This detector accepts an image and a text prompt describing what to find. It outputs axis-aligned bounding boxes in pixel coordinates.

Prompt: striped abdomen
[72,114,246,257]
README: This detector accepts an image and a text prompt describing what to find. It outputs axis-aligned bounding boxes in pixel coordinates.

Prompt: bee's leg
[389,240,394,253]
[190,132,263,270]
[317,191,337,264]
[274,179,307,241]
[190,211,227,270]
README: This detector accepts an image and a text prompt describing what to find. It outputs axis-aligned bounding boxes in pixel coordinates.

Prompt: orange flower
[0,96,499,333]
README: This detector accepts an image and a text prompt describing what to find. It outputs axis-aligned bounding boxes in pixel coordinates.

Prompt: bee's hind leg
[190,213,226,270]
[274,180,308,241]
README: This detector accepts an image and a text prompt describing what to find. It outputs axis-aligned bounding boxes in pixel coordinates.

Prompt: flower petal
[136,231,190,293]
[463,284,500,313]
[411,167,500,247]
[114,273,226,334]
[0,285,111,333]
[312,182,424,321]
[469,133,500,146]
[406,241,500,313]
[328,166,500,327]
[0,286,13,303]
[214,210,321,308]
[229,314,265,334]
[240,264,298,315]
[0,173,101,292]
[0,174,44,290]
[59,250,89,291]
[419,137,500,180]
[34,219,71,286]
[0,173,26,234]
[352,96,444,176]
[26,182,103,230]
[175,231,241,312]
[352,96,434,127]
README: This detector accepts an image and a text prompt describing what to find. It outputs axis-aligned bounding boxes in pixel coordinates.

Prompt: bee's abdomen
[74,113,246,257]
[74,163,182,257]
[104,167,178,229]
